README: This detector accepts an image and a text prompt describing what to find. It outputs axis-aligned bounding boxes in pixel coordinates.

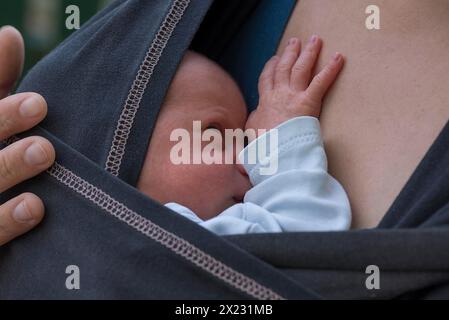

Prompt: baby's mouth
[232,194,244,203]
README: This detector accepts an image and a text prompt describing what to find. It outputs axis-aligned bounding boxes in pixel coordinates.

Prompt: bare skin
[247,36,344,134]
[2,0,448,242]
[0,26,55,246]
[137,51,251,220]
[139,40,343,220]
[278,0,449,228]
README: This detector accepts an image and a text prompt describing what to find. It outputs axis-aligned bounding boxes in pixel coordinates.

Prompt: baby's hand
[246,36,344,134]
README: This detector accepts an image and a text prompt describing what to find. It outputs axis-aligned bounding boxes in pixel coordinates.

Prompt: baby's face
[137,51,251,220]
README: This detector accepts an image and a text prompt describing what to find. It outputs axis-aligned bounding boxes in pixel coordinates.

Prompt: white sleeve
[166,116,352,235]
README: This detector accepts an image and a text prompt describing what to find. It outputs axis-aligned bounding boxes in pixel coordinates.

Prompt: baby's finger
[306,52,345,101]
[258,55,279,93]
[274,38,301,87]
[291,35,322,91]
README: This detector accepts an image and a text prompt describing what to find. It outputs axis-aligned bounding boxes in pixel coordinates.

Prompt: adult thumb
[0,26,25,98]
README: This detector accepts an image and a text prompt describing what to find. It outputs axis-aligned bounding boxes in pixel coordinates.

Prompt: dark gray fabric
[0,0,448,299]
[0,0,315,300]
[191,0,296,110]
[227,120,449,299]
[0,126,314,299]
[227,229,449,299]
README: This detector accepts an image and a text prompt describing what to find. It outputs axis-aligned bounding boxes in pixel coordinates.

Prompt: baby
[137,36,351,235]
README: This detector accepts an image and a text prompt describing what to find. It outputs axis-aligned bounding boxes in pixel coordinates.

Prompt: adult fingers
[0,136,55,193]
[0,26,25,98]
[0,93,48,140]
[0,193,45,246]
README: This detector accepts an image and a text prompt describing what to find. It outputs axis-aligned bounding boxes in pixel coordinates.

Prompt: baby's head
[137,51,251,220]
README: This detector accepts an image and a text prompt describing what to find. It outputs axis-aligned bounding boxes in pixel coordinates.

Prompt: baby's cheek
[195,164,237,216]
[168,164,219,196]
[186,164,232,198]
[190,164,223,190]
[204,165,238,206]
[153,157,236,215]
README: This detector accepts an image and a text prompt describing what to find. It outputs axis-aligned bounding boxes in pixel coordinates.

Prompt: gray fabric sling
[0,0,448,299]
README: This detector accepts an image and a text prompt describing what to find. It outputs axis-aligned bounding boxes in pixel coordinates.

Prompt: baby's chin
[196,197,241,221]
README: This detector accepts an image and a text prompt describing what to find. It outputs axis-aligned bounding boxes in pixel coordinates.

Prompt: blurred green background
[0,0,113,76]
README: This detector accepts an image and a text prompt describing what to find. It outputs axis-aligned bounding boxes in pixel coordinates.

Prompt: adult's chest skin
[277,0,449,228]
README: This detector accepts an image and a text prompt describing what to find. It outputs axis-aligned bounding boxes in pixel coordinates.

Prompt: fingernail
[310,35,318,44]
[13,201,35,223]
[0,25,14,35]
[24,142,49,166]
[20,96,43,118]
[333,52,342,61]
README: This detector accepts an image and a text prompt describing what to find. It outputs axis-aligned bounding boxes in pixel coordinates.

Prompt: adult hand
[0,26,55,246]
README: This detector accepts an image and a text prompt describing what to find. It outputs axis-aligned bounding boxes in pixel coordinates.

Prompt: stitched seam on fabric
[1,136,284,300]
[104,0,191,176]
[277,133,320,159]
[277,132,319,154]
